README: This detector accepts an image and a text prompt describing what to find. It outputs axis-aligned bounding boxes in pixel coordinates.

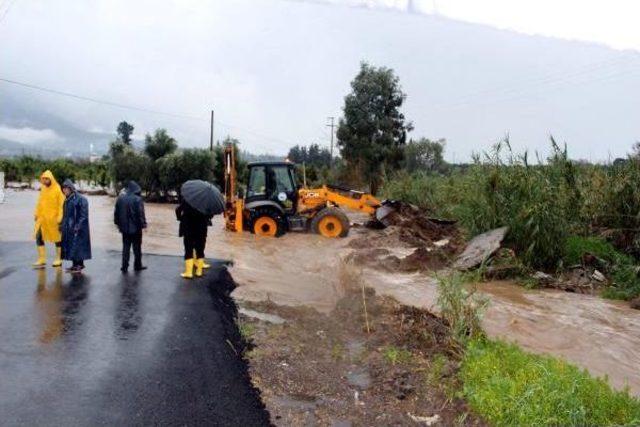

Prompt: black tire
[310,207,350,238]
[249,207,286,237]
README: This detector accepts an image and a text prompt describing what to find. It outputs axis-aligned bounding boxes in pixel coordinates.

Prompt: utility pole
[210,109,215,175]
[326,116,335,165]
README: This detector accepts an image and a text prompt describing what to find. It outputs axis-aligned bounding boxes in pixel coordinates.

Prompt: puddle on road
[2,189,639,395]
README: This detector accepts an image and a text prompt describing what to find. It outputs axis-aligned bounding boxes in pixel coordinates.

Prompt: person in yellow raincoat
[33,170,65,268]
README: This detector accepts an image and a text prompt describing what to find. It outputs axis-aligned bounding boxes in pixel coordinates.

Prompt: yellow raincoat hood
[34,170,65,242]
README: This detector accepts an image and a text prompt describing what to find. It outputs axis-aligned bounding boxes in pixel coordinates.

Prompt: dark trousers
[72,260,85,268]
[36,229,61,247]
[122,232,143,269]
[183,234,205,260]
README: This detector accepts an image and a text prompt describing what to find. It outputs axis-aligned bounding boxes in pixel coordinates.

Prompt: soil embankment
[242,286,484,426]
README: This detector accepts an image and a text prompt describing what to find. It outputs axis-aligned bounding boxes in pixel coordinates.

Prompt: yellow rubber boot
[195,259,204,277]
[32,246,46,268]
[180,259,194,279]
[52,247,62,267]
[193,250,210,269]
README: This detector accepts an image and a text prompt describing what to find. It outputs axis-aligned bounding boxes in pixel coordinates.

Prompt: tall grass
[436,272,488,353]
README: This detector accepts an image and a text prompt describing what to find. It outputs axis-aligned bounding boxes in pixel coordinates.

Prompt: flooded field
[2,189,639,395]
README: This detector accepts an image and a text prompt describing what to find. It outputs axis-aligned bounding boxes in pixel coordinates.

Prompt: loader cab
[245,162,298,213]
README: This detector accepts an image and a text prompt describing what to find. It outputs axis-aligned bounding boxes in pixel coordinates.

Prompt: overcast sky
[1,0,639,161]
[327,0,640,50]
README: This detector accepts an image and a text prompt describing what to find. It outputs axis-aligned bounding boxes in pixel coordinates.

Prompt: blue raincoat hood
[126,180,142,195]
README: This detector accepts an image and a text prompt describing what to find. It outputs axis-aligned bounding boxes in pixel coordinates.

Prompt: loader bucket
[374,200,398,227]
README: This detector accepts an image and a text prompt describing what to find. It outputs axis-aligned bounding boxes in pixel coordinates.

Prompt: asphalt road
[0,242,270,426]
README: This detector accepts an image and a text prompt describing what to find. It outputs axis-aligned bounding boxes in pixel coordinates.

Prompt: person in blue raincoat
[60,179,92,273]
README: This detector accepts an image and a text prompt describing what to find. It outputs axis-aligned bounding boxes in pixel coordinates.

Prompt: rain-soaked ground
[0,241,270,426]
[2,189,640,396]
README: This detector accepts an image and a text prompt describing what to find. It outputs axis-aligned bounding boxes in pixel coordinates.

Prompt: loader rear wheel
[254,216,278,236]
[311,207,350,238]
[250,208,285,237]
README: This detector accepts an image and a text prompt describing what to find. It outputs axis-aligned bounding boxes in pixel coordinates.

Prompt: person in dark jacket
[114,180,147,272]
[175,199,211,279]
[60,180,91,274]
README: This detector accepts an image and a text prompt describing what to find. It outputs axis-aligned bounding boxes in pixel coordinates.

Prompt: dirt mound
[348,202,462,273]
[397,246,451,271]
[380,202,459,245]
[242,289,481,425]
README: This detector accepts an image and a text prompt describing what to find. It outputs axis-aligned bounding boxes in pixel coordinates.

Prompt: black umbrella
[180,180,225,216]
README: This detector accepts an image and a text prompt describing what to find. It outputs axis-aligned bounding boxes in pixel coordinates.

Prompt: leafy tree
[287,145,307,164]
[403,138,448,174]
[158,149,214,195]
[117,121,135,145]
[109,140,128,157]
[78,160,110,187]
[47,159,78,184]
[16,156,43,186]
[141,129,179,198]
[287,144,331,168]
[0,158,20,181]
[110,145,149,191]
[308,144,331,168]
[336,62,413,194]
[144,129,177,160]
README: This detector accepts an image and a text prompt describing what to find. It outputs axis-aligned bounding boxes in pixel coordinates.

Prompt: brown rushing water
[2,190,639,395]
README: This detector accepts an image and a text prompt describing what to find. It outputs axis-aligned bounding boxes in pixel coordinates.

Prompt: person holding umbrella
[176,180,224,279]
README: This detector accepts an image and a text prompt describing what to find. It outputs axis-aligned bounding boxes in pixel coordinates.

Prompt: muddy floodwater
[2,189,639,395]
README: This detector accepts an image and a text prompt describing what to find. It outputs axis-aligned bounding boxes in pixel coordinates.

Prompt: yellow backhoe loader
[223,145,395,237]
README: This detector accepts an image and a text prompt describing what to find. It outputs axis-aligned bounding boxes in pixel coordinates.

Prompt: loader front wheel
[311,207,350,238]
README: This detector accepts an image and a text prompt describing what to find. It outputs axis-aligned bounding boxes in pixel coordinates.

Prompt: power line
[0,0,17,23]
[424,55,639,112]
[0,76,298,151]
[435,66,640,114]
[0,77,205,120]
[213,120,297,148]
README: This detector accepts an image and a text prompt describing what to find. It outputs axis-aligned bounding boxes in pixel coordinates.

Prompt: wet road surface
[0,242,270,426]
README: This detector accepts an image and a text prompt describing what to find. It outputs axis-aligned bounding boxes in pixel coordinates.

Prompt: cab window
[273,166,294,193]
[247,166,266,197]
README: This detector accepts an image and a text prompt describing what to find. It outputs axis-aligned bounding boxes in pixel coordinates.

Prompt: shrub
[563,236,623,266]
[564,236,640,300]
[436,272,487,351]
[382,346,412,365]
[47,158,78,184]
